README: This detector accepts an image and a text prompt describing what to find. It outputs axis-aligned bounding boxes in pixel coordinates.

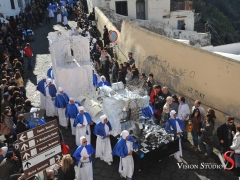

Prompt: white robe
[119,141,134,178]
[77,147,93,180]
[40,93,46,110]
[70,118,76,135]
[174,121,183,160]
[75,115,91,146]
[95,125,113,162]
[63,16,68,25]
[58,108,68,127]
[57,14,62,23]
[45,86,57,117]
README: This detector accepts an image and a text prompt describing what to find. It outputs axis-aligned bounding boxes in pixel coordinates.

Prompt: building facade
[90,0,195,31]
[0,0,26,18]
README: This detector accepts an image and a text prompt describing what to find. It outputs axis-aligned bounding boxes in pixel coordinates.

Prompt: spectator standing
[198,114,215,158]
[16,114,29,134]
[192,100,206,123]
[58,155,76,180]
[178,96,190,140]
[217,116,236,154]
[170,94,179,113]
[128,52,135,65]
[230,125,240,176]
[23,43,33,70]
[125,67,133,84]
[146,73,155,95]
[0,151,20,180]
[190,108,201,151]
[14,72,27,99]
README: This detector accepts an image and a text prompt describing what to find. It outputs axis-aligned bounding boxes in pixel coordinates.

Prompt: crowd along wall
[94,7,240,126]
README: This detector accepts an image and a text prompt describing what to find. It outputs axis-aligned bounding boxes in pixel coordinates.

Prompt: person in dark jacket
[103,56,110,83]
[1,92,13,114]
[217,116,236,154]
[0,151,20,180]
[16,114,29,134]
[24,99,34,113]
[58,154,76,180]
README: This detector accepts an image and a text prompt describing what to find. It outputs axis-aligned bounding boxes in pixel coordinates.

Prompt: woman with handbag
[1,109,16,147]
[198,113,215,159]
[190,108,201,151]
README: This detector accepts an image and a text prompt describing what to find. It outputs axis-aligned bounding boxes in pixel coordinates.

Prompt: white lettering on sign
[37,128,45,133]
[45,124,55,130]
[37,163,49,171]
[22,145,61,171]
[38,132,58,142]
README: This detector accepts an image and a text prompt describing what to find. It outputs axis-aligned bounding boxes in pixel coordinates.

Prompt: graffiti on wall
[142,55,205,99]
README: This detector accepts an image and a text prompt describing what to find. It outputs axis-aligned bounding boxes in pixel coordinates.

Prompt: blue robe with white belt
[73,144,95,164]
[65,102,81,118]
[97,81,110,87]
[47,68,54,79]
[141,102,157,119]
[73,112,92,127]
[46,84,57,97]
[93,121,112,138]
[54,93,69,108]
[36,80,46,95]
[112,136,138,157]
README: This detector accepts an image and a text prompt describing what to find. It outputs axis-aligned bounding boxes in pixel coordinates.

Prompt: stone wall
[94,7,240,126]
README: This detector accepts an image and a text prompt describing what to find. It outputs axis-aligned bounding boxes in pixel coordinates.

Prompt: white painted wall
[201,43,240,55]
[0,0,24,18]
[169,10,194,31]
[147,0,170,22]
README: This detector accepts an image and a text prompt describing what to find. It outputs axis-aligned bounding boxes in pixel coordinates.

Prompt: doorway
[136,1,145,20]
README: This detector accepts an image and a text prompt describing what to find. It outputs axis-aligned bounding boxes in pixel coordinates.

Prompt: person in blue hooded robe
[63,8,68,25]
[92,70,98,87]
[141,102,157,123]
[165,110,184,162]
[54,87,69,129]
[45,78,57,117]
[112,130,138,180]
[47,63,55,84]
[97,75,110,87]
[66,97,81,135]
[73,136,95,180]
[36,75,47,110]
[93,115,113,165]
[73,106,93,146]
[48,3,54,17]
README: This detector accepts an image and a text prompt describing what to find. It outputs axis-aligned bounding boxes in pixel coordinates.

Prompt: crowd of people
[0,0,240,180]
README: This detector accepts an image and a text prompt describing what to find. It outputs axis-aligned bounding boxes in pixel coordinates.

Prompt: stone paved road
[24,16,238,180]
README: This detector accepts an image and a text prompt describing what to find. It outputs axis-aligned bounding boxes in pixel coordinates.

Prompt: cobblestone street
[23,16,237,180]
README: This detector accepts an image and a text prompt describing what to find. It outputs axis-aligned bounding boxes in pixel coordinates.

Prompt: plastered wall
[95,7,240,126]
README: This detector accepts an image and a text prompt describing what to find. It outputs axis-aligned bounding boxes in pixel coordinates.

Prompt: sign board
[17,120,62,180]
[109,30,118,43]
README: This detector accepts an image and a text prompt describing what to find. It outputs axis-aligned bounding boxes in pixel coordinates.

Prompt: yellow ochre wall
[95,7,240,126]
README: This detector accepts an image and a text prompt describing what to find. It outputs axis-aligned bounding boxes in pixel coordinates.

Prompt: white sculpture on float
[47,30,93,100]
[99,82,150,136]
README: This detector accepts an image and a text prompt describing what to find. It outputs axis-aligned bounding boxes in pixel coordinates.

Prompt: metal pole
[43,170,47,180]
